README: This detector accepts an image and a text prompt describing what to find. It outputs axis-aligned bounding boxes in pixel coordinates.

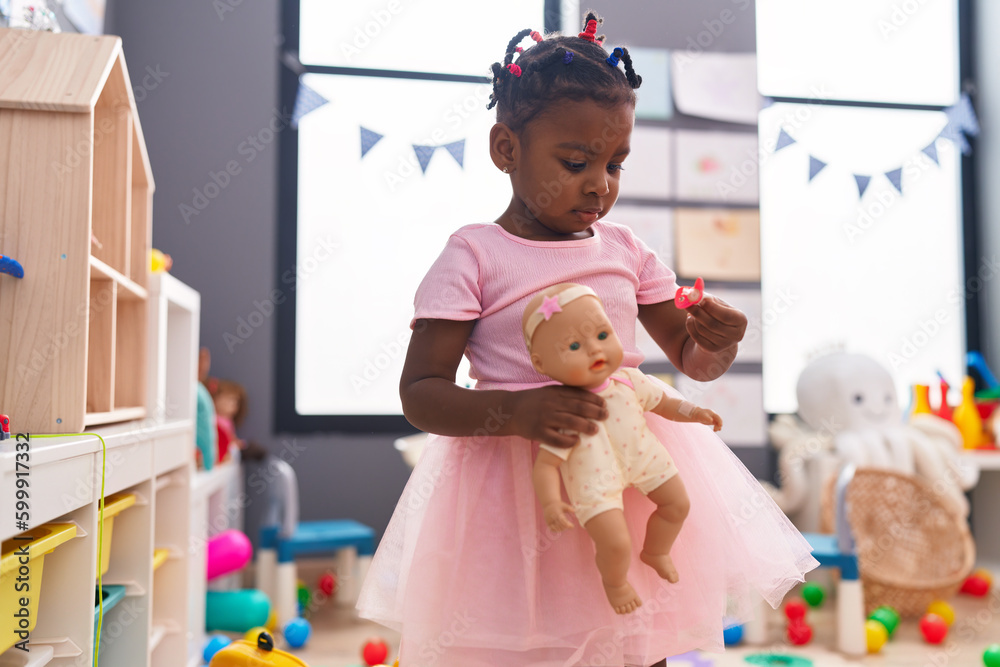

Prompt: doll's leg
[584,508,642,614]
[638,475,690,583]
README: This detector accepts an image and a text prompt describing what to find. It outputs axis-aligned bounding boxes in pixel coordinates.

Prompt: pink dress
[357,221,817,667]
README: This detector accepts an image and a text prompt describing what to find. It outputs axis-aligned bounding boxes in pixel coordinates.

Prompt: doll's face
[215,391,240,419]
[529,296,623,389]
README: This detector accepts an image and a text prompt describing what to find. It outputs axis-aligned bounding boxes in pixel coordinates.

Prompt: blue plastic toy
[204,634,232,662]
[0,255,24,279]
[722,621,744,646]
[283,617,311,649]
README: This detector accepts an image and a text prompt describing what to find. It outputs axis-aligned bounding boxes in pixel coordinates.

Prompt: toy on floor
[362,637,390,666]
[284,617,311,649]
[297,580,311,611]
[246,626,269,642]
[722,619,743,646]
[744,654,813,667]
[318,572,336,596]
[865,619,888,653]
[783,598,813,646]
[961,571,992,596]
[206,589,271,632]
[675,277,705,309]
[204,635,232,662]
[207,529,253,580]
[919,612,948,644]
[868,605,899,638]
[209,631,310,667]
[984,643,1000,667]
[0,255,24,279]
[926,600,955,626]
[801,582,824,607]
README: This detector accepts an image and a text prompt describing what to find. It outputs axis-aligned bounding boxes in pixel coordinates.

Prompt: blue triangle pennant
[412,145,437,174]
[885,167,903,194]
[921,140,939,165]
[360,126,384,158]
[442,139,465,168]
[938,123,970,156]
[938,93,979,156]
[854,174,871,199]
[808,156,827,182]
[774,128,796,152]
[291,81,329,129]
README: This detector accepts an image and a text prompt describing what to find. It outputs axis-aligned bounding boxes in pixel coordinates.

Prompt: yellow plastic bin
[1,523,78,653]
[96,493,136,578]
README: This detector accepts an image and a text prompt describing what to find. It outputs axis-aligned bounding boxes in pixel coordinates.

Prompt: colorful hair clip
[579,19,597,42]
[507,63,522,77]
[563,50,574,64]
[530,30,543,42]
[606,47,624,68]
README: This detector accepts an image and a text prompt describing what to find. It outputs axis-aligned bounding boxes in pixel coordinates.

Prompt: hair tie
[530,30,542,42]
[578,19,597,42]
[606,47,623,67]
[515,46,523,53]
[563,50,574,64]
[507,63,522,77]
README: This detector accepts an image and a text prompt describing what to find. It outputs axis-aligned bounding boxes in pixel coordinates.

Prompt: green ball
[869,607,899,637]
[297,584,311,610]
[802,582,825,607]
[984,644,1000,667]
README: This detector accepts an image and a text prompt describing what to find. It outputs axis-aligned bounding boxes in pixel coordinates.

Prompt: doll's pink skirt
[357,377,817,667]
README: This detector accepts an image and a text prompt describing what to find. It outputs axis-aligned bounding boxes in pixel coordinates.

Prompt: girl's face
[529,296,624,389]
[498,98,634,240]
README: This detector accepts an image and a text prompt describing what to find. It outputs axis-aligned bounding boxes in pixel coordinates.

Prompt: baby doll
[208,378,248,463]
[523,283,723,615]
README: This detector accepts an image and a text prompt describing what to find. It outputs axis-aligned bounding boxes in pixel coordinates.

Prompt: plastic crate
[96,493,136,577]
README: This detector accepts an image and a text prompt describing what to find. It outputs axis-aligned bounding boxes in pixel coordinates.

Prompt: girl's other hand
[508,385,608,448]
[543,501,576,532]
[684,296,748,353]
[695,407,724,432]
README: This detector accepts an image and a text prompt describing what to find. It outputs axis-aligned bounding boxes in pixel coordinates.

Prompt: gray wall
[103,0,765,544]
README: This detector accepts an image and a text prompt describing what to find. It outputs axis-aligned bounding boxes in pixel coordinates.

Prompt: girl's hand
[508,385,608,448]
[695,407,724,432]
[543,501,576,532]
[684,296,748,353]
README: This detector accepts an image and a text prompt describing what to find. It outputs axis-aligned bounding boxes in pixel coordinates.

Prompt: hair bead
[578,19,598,42]
[563,50,574,64]
[530,30,543,42]
[507,63,522,77]
[606,47,623,67]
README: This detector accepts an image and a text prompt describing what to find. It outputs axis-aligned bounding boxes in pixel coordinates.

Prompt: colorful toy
[319,572,336,596]
[912,384,933,416]
[0,414,9,441]
[954,376,985,448]
[984,643,1000,667]
[868,605,899,637]
[974,568,994,587]
[865,619,888,653]
[362,637,389,666]
[209,631,309,667]
[784,598,807,622]
[722,620,743,646]
[786,620,813,645]
[207,529,253,581]
[802,583,824,607]
[246,626,270,642]
[926,600,955,626]
[297,582,311,610]
[745,655,813,667]
[206,589,271,632]
[675,277,705,309]
[204,635,232,662]
[0,255,24,279]
[150,248,172,273]
[935,372,954,421]
[919,613,948,644]
[284,617,311,649]
[961,573,991,596]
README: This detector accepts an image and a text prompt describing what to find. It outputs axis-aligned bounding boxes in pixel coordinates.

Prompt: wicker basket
[844,468,975,617]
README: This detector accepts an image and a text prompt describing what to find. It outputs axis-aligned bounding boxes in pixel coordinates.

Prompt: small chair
[255,458,375,623]
[744,464,866,656]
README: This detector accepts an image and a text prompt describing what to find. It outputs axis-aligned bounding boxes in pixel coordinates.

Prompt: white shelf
[963,450,1000,471]
[0,644,53,667]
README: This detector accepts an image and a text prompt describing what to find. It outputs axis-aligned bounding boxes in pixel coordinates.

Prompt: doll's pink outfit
[357,221,817,667]
[540,367,678,525]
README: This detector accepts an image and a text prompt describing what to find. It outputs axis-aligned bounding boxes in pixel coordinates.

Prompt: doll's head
[209,378,248,427]
[522,283,624,389]
[487,12,642,134]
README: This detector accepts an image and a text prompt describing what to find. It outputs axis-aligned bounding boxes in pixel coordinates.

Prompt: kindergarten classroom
[3,0,1000,666]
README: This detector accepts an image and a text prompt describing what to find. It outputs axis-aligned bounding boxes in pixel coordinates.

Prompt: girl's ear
[490,122,518,172]
[530,351,546,374]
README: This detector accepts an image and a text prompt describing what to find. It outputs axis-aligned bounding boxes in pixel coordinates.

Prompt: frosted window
[294,74,509,415]
[758,103,965,413]
[756,0,959,106]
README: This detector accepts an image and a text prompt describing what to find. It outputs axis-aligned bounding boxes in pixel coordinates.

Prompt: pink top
[411,221,678,388]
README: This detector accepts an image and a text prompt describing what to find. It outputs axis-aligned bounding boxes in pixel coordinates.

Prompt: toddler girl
[358,12,817,667]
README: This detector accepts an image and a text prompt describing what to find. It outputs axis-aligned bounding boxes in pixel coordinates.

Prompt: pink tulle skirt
[358,377,818,667]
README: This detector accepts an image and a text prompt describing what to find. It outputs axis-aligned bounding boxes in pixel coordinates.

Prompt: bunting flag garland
[412,145,437,174]
[409,140,466,173]
[442,139,465,168]
[291,81,329,129]
[854,174,871,198]
[808,156,827,182]
[360,127,384,158]
[772,92,979,200]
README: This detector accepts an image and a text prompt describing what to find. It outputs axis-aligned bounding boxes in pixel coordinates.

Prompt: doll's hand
[695,408,723,432]
[543,501,576,532]
[508,386,608,448]
[684,296,748,353]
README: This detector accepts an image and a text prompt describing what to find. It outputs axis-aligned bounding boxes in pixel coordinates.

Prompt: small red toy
[961,574,990,596]
[784,598,807,622]
[919,613,948,644]
[362,637,389,666]
[0,414,9,441]
[319,572,336,597]
[675,277,705,309]
[786,619,813,645]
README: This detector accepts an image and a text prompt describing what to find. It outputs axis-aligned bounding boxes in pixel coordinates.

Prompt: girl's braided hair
[487,11,642,133]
